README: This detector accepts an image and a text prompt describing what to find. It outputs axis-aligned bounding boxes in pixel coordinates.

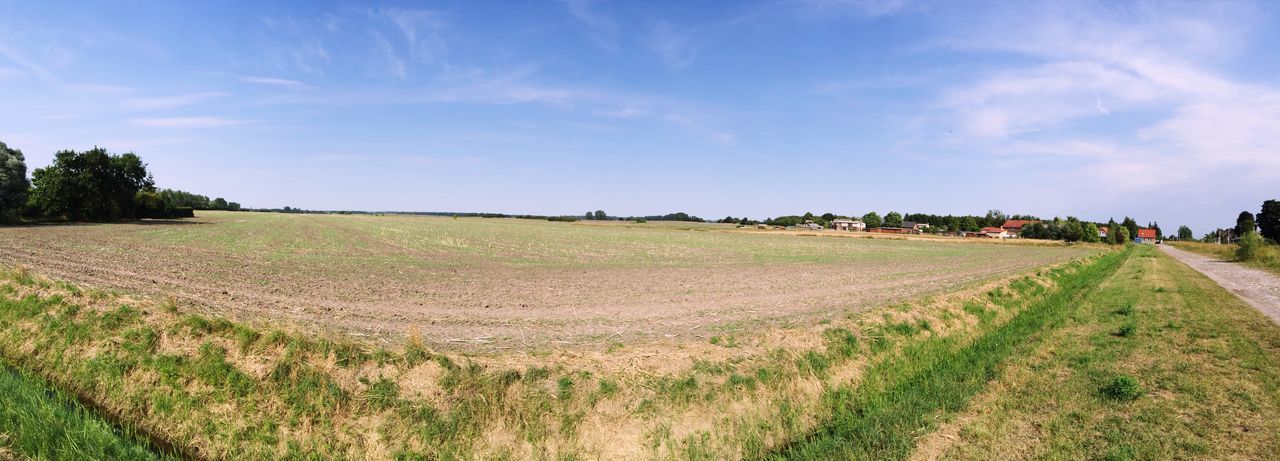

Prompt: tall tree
[594,210,606,220]
[1177,225,1194,241]
[884,211,903,228]
[1122,217,1139,241]
[0,141,29,222]
[1105,218,1119,245]
[1082,222,1101,243]
[1236,211,1256,236]
[30,148,154,221]
[1258,200,1280,242]
[861,212,882,228]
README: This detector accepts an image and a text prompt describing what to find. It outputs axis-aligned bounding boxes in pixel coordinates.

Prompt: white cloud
[131,117,250,128]
[121,92,228,111]
[238,76,309,89]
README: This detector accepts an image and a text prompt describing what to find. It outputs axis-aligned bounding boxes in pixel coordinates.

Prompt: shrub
[1113,323,1137,337]
[1237,231,1263,261]
[1101,375,1143,401]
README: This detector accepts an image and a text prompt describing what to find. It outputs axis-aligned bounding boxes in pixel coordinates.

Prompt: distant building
[901,221,930,234]
[982,226,1010,238]
[867,227,911,234]
[1098,226,1109,239]
[831,219,865,231]
[1000,220,1040,237]
[794,220,823,231]
[1136,228,1158,243]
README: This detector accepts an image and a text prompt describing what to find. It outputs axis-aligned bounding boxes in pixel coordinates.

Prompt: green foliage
[1116,227,1131,244]
[1259,200,1280,243]
[1237,231,1263,261]
[1082,223,1101,243]
[0,140,30,222]
[30,147,154,221]
[1177,225,1194,241]
[861,212,882,229]
[1100,375,1143,401]
[883,211,903,228]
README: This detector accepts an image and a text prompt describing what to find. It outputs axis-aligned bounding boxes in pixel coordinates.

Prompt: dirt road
[1161,244,1280,324]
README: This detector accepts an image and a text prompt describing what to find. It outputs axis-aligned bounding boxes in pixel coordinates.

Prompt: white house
[831,219,866,231]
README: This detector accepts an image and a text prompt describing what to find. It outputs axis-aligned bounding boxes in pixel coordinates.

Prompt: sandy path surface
[1161,244,1280,324]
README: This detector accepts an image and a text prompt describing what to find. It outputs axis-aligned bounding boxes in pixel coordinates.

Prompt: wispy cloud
[238,75,310,89]
[121,92,229,111]
[131,117,251,128]
[560,0,620,52]
[646,22,698,68]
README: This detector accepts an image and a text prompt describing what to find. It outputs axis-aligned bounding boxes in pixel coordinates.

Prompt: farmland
[4,213,1279,460]
[0,211,1092,349]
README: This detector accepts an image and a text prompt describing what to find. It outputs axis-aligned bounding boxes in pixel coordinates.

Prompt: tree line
[0,141,239,222]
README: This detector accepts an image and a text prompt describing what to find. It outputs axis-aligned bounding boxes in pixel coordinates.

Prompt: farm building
[1136,228,1158,243]
[793,220,823,231]
[831,219,866,231]
[1098,226,1109,239]
[902,221,930,234]
[982,226,1010,238]
[1000,219,1040,237]
[867,227,911,234]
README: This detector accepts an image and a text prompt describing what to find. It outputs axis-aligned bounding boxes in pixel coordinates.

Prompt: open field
[0,211,1095,349]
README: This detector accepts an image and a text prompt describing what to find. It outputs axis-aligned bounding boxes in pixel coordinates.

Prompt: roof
[831,219,860,224]
[1137,229,1158,238]
[982,227,1005,233]
[1001,219,1040,229]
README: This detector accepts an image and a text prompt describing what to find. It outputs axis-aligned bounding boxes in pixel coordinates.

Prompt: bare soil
[4,213,1094,350]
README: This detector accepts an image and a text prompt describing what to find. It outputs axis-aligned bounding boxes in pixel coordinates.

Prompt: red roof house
[1000,220,1040,236]
[1136,228,1158,243]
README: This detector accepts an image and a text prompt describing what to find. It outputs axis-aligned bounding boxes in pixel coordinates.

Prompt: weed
[1100,375,1143,401]
[1114,323,1137,338]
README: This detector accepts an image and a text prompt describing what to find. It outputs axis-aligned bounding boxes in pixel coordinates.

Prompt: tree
[30,147,154,221]
[1116,226,1131,244]
[1121,217,1138,242]
[1177,225,1194,241]
[984,209,1008,227]
[1082,223,1101,243]
[212,197,228,210]
[0,141,29,222]
[1149,222,1162,240]
[1236,211,1256,236]
[1258,200,1280,243]
[862,212,882,228]
[884,211,903,228]
[1061,218,1083,242]
[594,210,606,220]
[1237,231,1263,261]
[585,211,593,220]
[1103,218,1118,245]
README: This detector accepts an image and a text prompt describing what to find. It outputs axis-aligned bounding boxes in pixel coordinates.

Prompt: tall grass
[0,364,173,460]
[771,249,1128,460]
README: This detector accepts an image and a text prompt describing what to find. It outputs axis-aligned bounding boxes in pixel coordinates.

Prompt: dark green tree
[1122,217,1139,242]
[1236,211,1256,236]
[884,211,903,228]
[1104,218,1119,245]
[0,141,29,222]
[1116,226,1131,244]
[1177,225,1194,241]
[1258,200,1280,242]
[594,210,606,220]
[1082,223,1101,243]
[213,197,228,210]
[585,211,593,220]
[862,212,882,228]
[30,147,154,221]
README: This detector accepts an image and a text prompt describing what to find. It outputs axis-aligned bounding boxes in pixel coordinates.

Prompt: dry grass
[0,254,1097,459]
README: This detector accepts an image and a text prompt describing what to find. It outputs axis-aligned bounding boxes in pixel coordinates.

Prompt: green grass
[771,249,1128,460]
[933,244,1280,459]
[0,364,174,460]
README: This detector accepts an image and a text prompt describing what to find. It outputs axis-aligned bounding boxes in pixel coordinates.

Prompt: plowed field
[5,212,1096,348]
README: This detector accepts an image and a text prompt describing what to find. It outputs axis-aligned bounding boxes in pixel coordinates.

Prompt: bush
[1237,232,1263,261]
[1100,375,1143,401]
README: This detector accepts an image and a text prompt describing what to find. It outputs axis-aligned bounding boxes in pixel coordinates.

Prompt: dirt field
[6,211,1095,349]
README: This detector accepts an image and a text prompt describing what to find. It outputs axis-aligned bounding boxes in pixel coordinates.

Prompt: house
[867,227,911,234]
[901,221,930,234]
[1098,226,1109,238]
[1000,220,1040,237]
[982,226,1009,238]
[831,219,866,231]
[1136,228,1158,243]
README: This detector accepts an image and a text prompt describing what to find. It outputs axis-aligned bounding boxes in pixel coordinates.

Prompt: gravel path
[1161,244,1280,325]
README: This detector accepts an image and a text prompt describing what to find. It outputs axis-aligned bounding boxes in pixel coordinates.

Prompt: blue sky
[1,1,1277,234]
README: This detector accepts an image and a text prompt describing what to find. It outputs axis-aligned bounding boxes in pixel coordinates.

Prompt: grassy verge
[1169,240,1280,276]
[0,252,1106,460]
[0,363,173,460]
[771,247,1128,460]
[918,243,1280,459]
